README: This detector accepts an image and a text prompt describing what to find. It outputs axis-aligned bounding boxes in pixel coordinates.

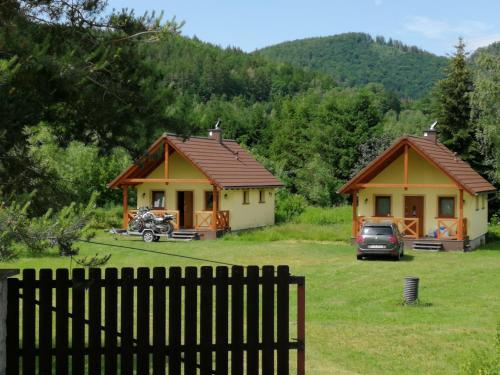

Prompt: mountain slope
[256,33,449,98]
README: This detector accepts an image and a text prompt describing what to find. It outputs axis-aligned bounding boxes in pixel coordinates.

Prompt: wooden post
[458,189,464,241]
[297,279,306,375]
[404,144,409,189]
[352,190,358,237]
[212,186,218,231]
[122,185,128,229]
[164,142,169,184]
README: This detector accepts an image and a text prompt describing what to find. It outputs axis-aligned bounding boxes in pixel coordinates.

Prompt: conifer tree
[433,38,479,166]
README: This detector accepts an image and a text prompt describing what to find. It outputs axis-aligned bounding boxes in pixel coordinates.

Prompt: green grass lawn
[2,221,500,374]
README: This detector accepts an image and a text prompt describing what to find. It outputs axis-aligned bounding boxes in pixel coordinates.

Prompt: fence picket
[137,267,150,375]
[6,277,20,375]
[55,268,69,375]
[152,267,166,375]
[72,268,86,375]
[89,268,102,375]
[246,266,260,375]
[216,267,229,375]
[200,266,214,375]
[168,267,182,375]
[39,269,53,374]
[277,266,290,375]
[22,269,36,375]
[262,266,275,375]
[120,268,134,375]
[184,267,198,375]
[104,268,118,375]
[231,266,244,375]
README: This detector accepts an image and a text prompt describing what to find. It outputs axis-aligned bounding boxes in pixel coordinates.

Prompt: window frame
[259,189,266,204]
[374,195,392,217]
[204,191,219,211]
[243,190,250,205]
[151,190,166,209]
[437,196,456,218]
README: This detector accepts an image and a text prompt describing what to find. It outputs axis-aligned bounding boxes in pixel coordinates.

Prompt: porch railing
[357,216,419,239]
[127,209,180,230]
[437,218,467,240]
[195,210,230,230]
[357,216,468,240]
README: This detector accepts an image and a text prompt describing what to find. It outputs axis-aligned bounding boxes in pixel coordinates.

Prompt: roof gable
[339,136,496,195]
[108,133,284,189]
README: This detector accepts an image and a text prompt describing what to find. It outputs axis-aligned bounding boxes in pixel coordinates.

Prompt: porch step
[170,231,200,241]
[412,242,443,251]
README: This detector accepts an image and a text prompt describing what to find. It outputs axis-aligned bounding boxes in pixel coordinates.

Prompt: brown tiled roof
[108,133,283,189]
[338,135,496,195]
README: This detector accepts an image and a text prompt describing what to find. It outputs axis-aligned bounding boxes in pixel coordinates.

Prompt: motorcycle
[128,207,175,242]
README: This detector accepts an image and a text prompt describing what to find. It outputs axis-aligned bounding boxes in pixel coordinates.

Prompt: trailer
[110,228,171,243]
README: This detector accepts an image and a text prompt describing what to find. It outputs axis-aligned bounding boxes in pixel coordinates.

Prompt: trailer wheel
[143,230,154,243]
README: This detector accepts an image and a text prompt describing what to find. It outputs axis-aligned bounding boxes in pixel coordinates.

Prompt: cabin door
[404,196,424,237]
[177,191,194,229]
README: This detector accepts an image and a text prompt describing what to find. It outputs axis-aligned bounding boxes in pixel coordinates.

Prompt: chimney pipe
[208,119,223,144]
[423,121,438,143]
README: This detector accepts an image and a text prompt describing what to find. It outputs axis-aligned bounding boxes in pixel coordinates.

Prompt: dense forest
[256,33,449,98]
[1,1,499,222]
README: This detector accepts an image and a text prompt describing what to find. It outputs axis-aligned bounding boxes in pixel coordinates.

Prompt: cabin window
[375,196,391,217]
[259,190,266,203]
[475,195,479,211]
[243,190,250,205]
[152,191,165,209]
[482,194,486,210]
[205,191,218,211]
[438,197,455,218]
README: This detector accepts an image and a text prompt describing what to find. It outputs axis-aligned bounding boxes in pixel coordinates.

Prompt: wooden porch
[355,215,467,243]
[126,209,230,232]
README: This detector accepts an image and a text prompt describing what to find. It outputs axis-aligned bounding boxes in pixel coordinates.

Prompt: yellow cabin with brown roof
[108,127,283,239]
[339,127,496,251]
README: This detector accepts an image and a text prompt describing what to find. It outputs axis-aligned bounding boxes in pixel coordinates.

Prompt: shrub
[275,190,307,223]
[90,204,123,229]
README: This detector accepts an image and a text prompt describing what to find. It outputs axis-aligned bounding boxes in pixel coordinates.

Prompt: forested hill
[256,32,449,98]
[471,41,500,60]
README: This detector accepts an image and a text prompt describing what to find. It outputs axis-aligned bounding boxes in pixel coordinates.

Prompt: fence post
[0,269,19,375]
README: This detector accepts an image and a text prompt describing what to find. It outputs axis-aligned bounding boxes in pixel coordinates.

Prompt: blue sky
[108,0,500,55]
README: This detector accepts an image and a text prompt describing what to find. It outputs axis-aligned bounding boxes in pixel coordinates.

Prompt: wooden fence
[6,266,305,375]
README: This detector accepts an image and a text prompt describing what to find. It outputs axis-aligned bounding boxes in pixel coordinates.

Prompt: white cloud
[467,33,500,50]
[404,16,490,40]
[403,16,500,52]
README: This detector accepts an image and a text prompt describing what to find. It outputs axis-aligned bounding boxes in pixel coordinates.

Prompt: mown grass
[1,207,500,375]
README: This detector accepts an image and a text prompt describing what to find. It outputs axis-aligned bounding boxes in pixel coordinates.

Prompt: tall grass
[225,206,351,241]
[295,205,351,225]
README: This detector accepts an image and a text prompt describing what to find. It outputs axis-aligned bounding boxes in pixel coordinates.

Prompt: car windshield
[362,226,393,235]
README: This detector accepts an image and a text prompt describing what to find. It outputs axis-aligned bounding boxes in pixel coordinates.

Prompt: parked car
[356,222,404,260]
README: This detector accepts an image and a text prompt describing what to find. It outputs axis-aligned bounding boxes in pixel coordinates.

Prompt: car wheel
[143,230,154,243]
[393,252,401,261]
[153,236,160,242]
[356,255,363,260]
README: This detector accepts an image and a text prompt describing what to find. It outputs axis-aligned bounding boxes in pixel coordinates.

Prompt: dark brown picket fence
[6,266,305,375]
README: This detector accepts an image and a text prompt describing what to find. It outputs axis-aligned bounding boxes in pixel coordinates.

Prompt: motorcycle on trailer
[128,207,175,242]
